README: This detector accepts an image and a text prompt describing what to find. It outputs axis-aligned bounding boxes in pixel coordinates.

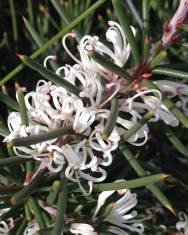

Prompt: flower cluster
[0,185,142,235]
[70,187,144,235]
[4,21,188,195]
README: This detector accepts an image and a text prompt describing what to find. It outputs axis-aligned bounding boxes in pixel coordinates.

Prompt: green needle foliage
[18,55,81,96]
[52,171,67,235]
[112,0,141,66]
[119,144,175,214]
[103,98,119,139]
[0,0,107,85]
[0,1,188,234]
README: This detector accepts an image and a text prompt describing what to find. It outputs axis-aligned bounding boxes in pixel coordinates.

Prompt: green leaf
[0,119,9,137]
[0,0,107,85]
[121,111,153,142]
[0,92,19,111]
[24,201,33,221]
[28,196,46,229]
[0,156,29,167]
[103,98,119,139]
[119,143,175,214]
[152,67,188,80]
[10,126,73,147]
[9,0,18,42]
[163,125,188,159]
[27,0,34,25]
[19,55,81,97]
[0,185,21,195]
[149,51,167,69]
[50,0,71,25]
[16,82,34,180]
[52,171,68,235]
[15,219,27,235]
[46,180,61,205]
[142,0,150,59]
[16,83,29,126]
[93,174,169,191]
[23,16,43,48]
[11,169,45,205]
[88,50,131,82]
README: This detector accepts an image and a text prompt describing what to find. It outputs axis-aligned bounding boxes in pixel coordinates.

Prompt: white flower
[3,18,187,200]
[11,125,51,159]
[154,80,188,116]
[3,112,22,142]
[0,218,14,235]
[24,221,40,235]
[126,88,179,127]
[25,91,61,129]
[0,208,10,217]
[70,223,97,235]
[46,145,65,173]
[60,139,107,194]
[106,21,136,67]
[176,211,188,235]
[61,22,134,81]
[89,123,119,154]
[93,186,144,235]
[0,221,10,235]
[73,108,96,133]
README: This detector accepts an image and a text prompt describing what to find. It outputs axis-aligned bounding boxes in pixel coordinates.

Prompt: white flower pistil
[43,55,57,68]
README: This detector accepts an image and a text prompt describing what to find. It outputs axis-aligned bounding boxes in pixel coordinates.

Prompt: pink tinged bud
[120,80,126,86]
[45,95,50,101]
[44,55,57,67]
[106,143,112,150]
[68,32,77,38]
[176,86,183,95]
[162,0,188,48]
[88,180,93,188]
[20,87,27,92]
[108,20,115,27]
[117,188,127,195]
[171,34,178,42]
[141,72,152,79]
[41,84,51,94]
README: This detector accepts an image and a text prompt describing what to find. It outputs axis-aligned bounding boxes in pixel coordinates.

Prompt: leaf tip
[16,54,25,61]
[167,205,177,216]
[161,50,168,57]
[10,197,17,205]
[22,16,27,22]
[161,174,171,179]
[15,81,20,90]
